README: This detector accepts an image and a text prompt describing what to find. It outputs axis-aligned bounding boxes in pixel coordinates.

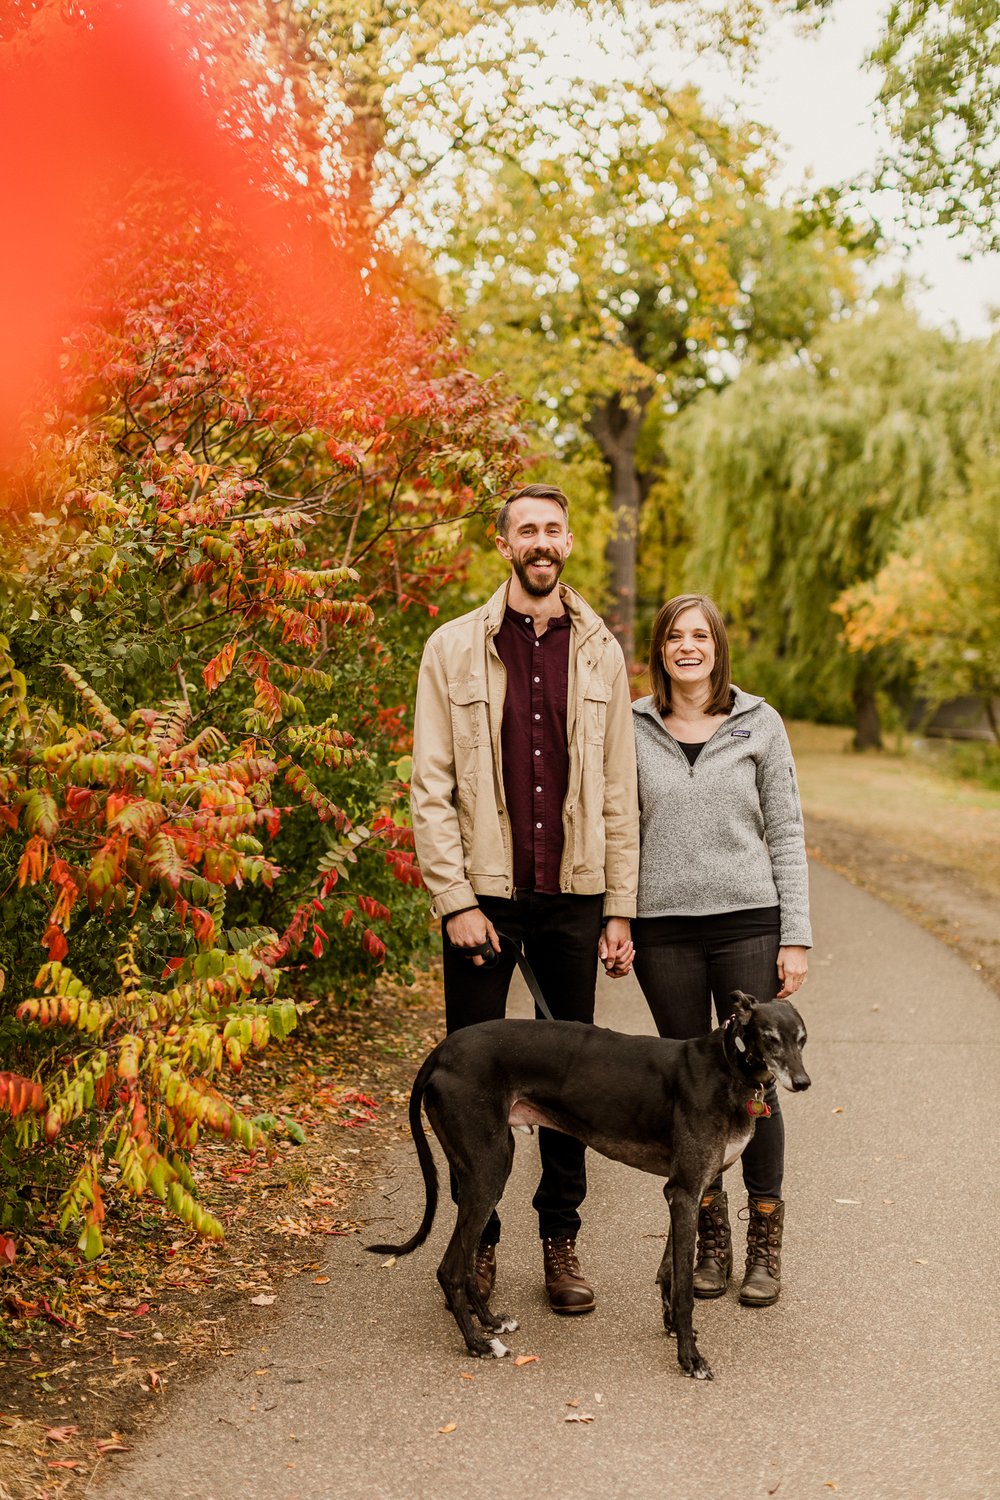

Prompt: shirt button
[535,785,542,793]
[536,822,542,829]
[524,616,531,624]
[534,749,541,756]
[534,713,540,720]
[533,676,540,683]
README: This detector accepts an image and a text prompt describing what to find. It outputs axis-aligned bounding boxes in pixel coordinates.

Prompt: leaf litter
[0,971,443,1500]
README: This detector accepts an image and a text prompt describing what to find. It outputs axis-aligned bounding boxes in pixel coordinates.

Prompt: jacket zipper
[647,703,755,778]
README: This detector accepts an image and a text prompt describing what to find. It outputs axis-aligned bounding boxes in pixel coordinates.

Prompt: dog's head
[729,992,810,1093]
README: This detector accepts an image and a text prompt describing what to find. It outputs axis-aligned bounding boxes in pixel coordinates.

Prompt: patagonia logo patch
[731,729,751,738]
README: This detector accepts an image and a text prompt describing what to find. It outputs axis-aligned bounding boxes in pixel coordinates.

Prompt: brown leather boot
[542,1236,595,1314]
[474,1243,497,1302]
[692,1189,733,1299]
[740,1197,785,1306]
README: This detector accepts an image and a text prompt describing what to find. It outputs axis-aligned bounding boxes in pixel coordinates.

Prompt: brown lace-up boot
[739,1197,785,1306]
[474,1243,497,1302]
[692,1189,733,1299]
[542,1237,595,1314]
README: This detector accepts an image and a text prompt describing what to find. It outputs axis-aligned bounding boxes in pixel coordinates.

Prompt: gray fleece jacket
[632,687,812,946]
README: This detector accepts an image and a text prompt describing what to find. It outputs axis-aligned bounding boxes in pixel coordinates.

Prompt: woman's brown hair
[647,594,733,716]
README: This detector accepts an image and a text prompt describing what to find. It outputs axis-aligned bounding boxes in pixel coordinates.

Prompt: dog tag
[747,1097,771,1119]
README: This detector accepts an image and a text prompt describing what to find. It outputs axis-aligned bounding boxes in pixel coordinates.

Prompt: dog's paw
[682,1355,714,1381]
[487,1337,511,1359]
[495,1314,518,1334]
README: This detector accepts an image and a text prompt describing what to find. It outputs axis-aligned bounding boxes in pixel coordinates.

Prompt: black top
[674,739,704,766]
[633,907,782,942]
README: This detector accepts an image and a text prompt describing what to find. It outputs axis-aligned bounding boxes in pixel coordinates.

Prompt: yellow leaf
[438,1422,457,1434]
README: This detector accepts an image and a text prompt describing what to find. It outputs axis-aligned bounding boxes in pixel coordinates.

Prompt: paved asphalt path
[98,864,1000,1500]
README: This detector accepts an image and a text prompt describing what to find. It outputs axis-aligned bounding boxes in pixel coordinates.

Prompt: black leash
[466,932,556,1022]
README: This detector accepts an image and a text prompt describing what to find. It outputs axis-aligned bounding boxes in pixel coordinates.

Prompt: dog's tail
[365,1054,438,1257]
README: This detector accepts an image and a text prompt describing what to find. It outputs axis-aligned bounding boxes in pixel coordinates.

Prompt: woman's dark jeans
[442,891,605,1244]
[633,929,785,1199]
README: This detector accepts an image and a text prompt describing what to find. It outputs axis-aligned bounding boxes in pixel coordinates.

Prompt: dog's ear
[729,991,757,1026]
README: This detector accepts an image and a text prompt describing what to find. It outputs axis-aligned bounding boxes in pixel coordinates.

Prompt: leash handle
[452,928,556,1020]
[467,939,499,968]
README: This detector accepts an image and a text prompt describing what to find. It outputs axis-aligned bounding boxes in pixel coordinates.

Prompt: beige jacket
[411,580,639,921]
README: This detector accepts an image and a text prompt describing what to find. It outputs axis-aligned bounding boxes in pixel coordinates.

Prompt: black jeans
[632,929,785,1199]
[442,892,605,1243]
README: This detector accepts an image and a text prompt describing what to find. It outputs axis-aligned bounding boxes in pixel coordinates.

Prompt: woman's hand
[776,945,808,999]
[599,918,634,978]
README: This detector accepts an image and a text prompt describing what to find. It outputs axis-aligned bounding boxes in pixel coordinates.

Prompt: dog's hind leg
[666,1185,713,1381]
[436,1144,518,1358]
[464,1131,517,1336]
[655,1231,673,1333]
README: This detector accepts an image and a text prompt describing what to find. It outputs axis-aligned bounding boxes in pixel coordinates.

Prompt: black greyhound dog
[368,992,810,1380]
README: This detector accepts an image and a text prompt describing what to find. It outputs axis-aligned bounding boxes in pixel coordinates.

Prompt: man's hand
[776,945,808,999]
[599,917,634,978]
[445,908,501,966]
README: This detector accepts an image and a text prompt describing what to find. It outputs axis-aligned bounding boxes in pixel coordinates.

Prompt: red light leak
[0,0,361,467]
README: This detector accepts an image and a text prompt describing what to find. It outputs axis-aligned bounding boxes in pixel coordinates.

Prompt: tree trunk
[588,390,652,667]
[852,660,883,751]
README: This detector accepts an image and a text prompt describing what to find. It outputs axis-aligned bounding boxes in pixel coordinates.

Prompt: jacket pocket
[448,678,488,752]
[582,679,611,745]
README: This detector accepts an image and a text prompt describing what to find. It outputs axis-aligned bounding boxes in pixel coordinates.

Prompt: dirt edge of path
[806,814,999,998]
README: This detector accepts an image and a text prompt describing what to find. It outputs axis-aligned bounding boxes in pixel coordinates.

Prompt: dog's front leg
[666,1186,713,1381]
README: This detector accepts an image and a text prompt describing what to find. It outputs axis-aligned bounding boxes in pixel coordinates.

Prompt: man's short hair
[495,483,570,539]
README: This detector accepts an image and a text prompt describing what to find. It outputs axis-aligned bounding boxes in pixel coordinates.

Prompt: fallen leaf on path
[133,1303,151,1316]
[459,1372,475,1381]
[832,1107,844,1114]
[566,1398,579,1408]
[96,1436,129,1456]
[565,1413,595,1424]
[833,1199,861,1205]
[48,1460,82,1469]
[46,1426,79,1443]
[513,1355,538,1367]
[250,1294,276,1306]
[381,1256,397,1269]
[313,1275,330,1284]
[914,1258,928,1265]
[438,1422,457,1434]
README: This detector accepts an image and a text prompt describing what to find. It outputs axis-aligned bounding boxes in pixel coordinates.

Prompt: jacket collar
[483,579,606,644]
[632,684,764,727]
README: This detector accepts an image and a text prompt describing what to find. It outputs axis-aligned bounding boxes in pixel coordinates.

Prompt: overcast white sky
[730,0,998,338]
[535,0,997,339]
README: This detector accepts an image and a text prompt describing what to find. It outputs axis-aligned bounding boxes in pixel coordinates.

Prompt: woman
[631,593,811,1307]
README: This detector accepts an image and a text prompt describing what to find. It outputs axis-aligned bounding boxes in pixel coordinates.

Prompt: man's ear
[495,531,512,560]
[564,530,573,556]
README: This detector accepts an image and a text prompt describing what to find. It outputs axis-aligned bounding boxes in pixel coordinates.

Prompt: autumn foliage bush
[0,8,521,1259]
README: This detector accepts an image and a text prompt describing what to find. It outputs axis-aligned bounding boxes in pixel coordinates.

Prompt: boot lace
[543,1236,582,1278]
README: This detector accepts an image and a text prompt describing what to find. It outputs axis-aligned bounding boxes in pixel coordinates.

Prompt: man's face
[496,497,573,598]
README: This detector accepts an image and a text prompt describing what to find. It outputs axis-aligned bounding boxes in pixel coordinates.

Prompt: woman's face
[662,606,717,691]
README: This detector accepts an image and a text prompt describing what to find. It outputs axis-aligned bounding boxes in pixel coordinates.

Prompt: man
[410,482,639,1314]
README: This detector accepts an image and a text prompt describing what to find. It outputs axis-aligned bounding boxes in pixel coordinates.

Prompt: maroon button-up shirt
[494,605,571,894]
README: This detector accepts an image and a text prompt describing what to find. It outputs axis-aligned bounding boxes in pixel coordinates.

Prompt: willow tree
[835,339,1000,737]
[681,295,979,746]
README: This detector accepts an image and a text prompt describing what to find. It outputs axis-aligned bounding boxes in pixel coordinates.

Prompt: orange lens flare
[0,0,362,470]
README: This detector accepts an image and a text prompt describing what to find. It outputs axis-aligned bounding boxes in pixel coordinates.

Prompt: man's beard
[512,550,565,598]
